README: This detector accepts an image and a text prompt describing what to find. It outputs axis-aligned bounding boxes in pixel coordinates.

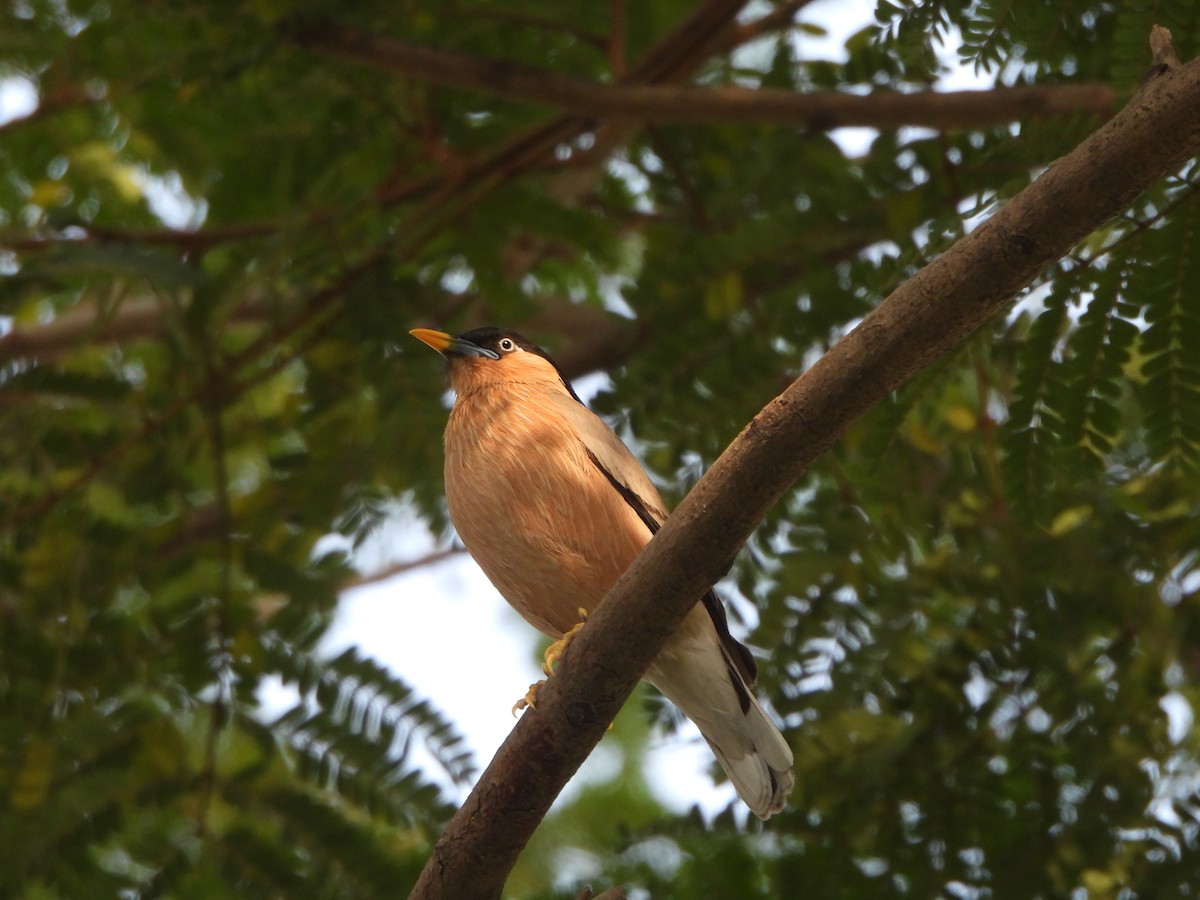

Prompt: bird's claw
[512,681,543,716]
[542,607,589,676]
[513,609,591,715]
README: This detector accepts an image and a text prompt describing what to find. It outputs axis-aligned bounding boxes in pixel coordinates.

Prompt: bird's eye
[498,338,516,352]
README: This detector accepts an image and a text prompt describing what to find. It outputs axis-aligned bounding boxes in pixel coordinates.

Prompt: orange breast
[444,384,651,637]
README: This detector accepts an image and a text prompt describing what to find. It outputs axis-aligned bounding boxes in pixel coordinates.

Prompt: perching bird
[411,326,794,819]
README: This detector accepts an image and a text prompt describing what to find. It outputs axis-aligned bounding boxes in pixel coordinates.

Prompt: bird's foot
[512,609,591,716]
[542,608,589,676]
[511,681,543,716]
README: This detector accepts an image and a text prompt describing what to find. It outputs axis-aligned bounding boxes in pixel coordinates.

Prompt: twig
[341,547,467,591]
[623,0,749,85]
[574,888,627,900]
[197,325,236,837]
[720,0,819,52]
[608,0,627,79]
[1149,24,1181,73]
[2,221,279,253]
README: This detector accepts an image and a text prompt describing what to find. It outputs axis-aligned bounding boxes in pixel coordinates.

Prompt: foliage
[2,0,1200,896]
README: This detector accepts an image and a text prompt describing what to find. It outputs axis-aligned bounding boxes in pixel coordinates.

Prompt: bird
[410,325,794,819]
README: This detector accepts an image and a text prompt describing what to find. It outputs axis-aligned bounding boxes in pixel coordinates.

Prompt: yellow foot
[542,608,589,677]
[512,609,591,716]
[511,681,543,716]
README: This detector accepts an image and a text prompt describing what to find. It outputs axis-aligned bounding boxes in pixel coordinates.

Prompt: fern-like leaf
[1001,272,1075,519]
[261,787,426,896]
[1060,260,1138,467]
[1130,197,1200,467]
[261,636,473,831]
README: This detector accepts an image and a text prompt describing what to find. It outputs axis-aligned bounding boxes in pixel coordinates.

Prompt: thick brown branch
[295,25,1118,131]
[409,44,1200,900]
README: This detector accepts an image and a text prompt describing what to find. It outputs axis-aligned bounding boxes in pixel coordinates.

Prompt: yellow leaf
[959,489,986,511]
[85,481,139,526]
[1048,504,1093,535]
[22,528,82,591]
[704,271,743,319]
[69,140,144,203]
[943,404,977,432]
[10,739,55,809]
[1080,869,1116,895]
[904,420,942,454]
[29,180,70,208]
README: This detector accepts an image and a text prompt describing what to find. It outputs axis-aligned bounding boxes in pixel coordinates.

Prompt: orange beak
[409,328,454,354]
[409,328,500,360]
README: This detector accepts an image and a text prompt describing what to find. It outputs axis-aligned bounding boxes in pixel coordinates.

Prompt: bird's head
[409,326,580,401]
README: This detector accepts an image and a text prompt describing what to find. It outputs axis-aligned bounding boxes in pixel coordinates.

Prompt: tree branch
[3,221,280,253]
[294,24,1118,131]
[621,0,748,85]
[716,0,821,55]
[0,293,280,364]
[340,547,467,591]
[408,39,1200,900]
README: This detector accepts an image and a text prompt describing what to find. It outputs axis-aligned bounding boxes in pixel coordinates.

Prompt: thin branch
[409,39,1200,900]
[3,221,280,253]
[1150,23,1182,73]
[574,888,627,900]
[623,0,749,85]
[197,336,235,837]
[608,0,627,79]
[293,25,1119,132]
[0,293,280,365]
[719,0,819,53]
[341,547,467,591]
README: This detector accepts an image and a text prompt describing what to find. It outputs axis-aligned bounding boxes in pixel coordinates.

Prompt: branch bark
[294,24,1118,131]
[0,293,279,364]
[408,43,1200,900]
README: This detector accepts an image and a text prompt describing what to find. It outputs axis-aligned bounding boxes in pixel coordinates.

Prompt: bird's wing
[549,391,759,694]
[548,392,669,524]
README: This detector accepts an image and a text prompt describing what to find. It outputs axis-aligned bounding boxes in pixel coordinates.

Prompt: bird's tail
[701,690,794,819]
[646,619,794,819]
